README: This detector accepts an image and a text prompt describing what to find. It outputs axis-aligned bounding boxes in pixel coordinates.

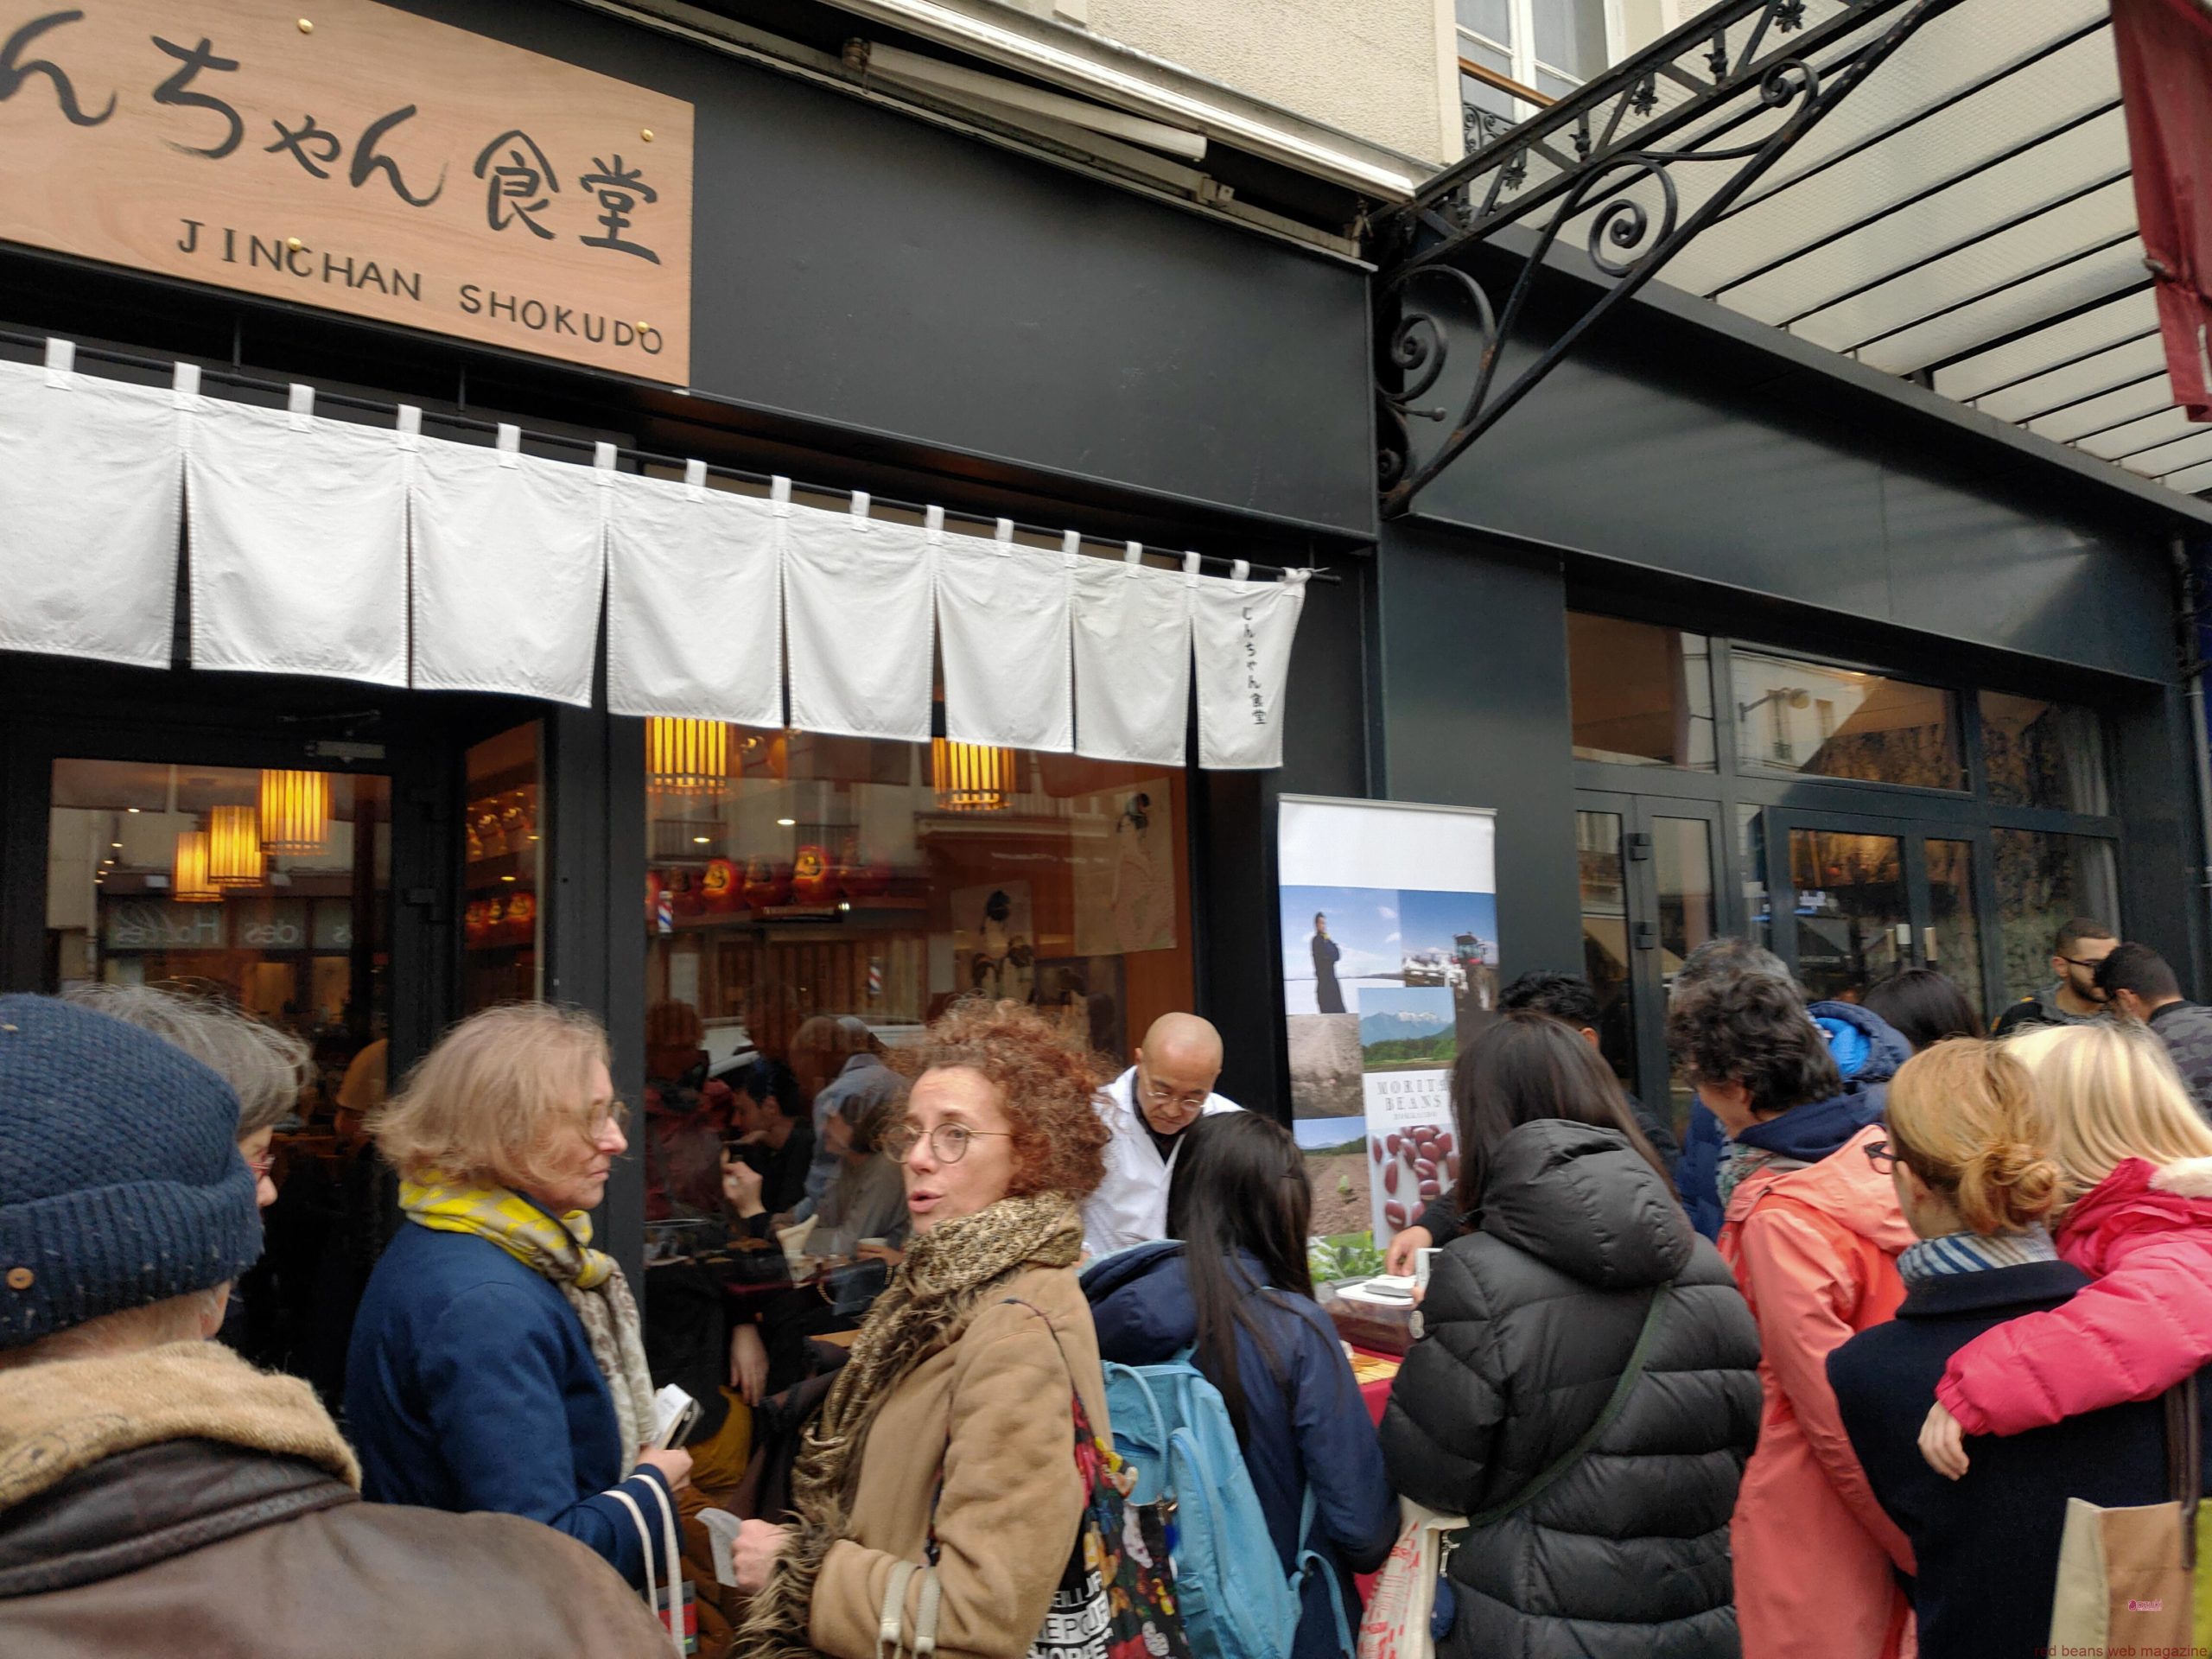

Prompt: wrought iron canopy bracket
[1378,0,1960,519]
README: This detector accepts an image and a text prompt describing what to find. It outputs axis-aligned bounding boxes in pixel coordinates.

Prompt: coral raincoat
[1719,1122,1916,1659]
[1936,1156,2212,1436]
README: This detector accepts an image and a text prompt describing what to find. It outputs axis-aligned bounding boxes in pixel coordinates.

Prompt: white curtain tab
[935,530,1075,752]
[1192,566,1309,769]
[0,358,183,670]
[1069,554,1193,766]
[185,397,410,687]
[604,472,784,727]
[409,435,607,707]
[782,499,935,742]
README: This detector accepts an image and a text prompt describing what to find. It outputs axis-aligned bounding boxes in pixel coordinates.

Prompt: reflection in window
[639,727,1192,1217]
[1924,839,1984,1022]
[1733,651,1963,790]
[1576,810,1633,1086]
[46,756,391,1406]
[1567,614,1715,769]
[1980,692,2110,814]
[1993,830,2120,1006]
[1737,804,1771,951]
[462,725,543,1012]
[1789,829,1908,1002]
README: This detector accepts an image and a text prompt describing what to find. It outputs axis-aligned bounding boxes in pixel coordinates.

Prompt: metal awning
[1375,0,2211,514]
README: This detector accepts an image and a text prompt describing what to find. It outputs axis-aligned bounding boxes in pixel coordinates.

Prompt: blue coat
[1828,1259,2212,1659]
[345,1221,674,1587]
[1675,1000,1911,1239]
[1084,1242,1397,1659]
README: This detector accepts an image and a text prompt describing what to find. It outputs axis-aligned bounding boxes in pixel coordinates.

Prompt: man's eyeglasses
[2058,955,2107,971]
[1141,1082,1211,1114]
[880,1122,1014,1165]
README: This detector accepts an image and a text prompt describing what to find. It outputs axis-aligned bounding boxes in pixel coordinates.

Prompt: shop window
[45,755,390,1405]
[638,725,1193,1228]
[1576,810,1633,1085]
[1980,691,2111,814]
[1732,651,1964,790]
[1567,614,1716,769]
[461,725,543,1013]
[1993,830,2120,1006]
[1737,804,1771,951]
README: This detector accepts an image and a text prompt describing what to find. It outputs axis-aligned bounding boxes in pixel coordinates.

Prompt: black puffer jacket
[1380,1121,1762,1659]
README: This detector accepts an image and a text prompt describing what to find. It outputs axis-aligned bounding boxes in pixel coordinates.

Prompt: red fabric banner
[2113,0,2212,422]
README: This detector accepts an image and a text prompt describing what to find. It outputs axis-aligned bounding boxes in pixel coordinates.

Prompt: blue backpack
[1103,1352,1353,1659]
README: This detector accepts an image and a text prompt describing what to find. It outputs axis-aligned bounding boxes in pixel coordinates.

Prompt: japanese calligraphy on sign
[0,0,694,381]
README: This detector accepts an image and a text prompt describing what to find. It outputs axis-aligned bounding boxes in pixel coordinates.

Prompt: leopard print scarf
[731,1192,1083,1659]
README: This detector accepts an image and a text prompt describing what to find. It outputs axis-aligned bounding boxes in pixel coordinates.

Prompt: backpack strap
[1286,1484,1355,1657]
[1465,1281,1673,1529]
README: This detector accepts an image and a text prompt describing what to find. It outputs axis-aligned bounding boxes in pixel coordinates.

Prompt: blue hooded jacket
[1082,1242,1398,1659]
[1675,1000,1912,1240]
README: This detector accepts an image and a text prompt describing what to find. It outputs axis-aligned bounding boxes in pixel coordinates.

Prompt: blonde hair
[372,1003,613,1192]
[66,982,309,1138]
[1886,1039,2063,1234]
[2004,1021,2212,1196]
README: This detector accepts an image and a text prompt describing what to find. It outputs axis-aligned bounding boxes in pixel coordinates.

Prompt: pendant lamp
[258,770,331,855]
[171,830,222,903]
[931,739,1015,813]
[207,804,264,887]
[648,718,736,794]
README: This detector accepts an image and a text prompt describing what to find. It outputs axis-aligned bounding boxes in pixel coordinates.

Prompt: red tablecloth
[1351,1345,1400,1424]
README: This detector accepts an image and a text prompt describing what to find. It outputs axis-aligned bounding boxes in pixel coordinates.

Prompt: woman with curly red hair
[728,1000,1114,1659]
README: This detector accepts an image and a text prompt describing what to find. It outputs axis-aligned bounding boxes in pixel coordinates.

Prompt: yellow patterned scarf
[400,1172,658,1455]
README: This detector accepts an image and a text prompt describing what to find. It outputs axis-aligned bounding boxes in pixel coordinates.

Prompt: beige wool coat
[808,1262,1110,1659]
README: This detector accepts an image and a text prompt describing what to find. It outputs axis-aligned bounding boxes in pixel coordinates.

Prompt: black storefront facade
[3,0,2210,1302]
[0,0,1373,1306]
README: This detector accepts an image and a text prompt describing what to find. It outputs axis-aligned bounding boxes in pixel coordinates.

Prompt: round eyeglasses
[880,1122,1014,1165]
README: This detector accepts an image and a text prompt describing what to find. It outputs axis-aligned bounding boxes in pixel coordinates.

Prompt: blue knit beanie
[0,994,263,1350]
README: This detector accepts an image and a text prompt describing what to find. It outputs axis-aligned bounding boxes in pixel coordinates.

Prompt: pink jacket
[1719,1123,1917,1659]
[1936,1156,2212,1436]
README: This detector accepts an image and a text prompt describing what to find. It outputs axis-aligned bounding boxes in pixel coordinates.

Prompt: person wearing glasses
[728,999,1115,1659]
[345,1004,692,1588]
[1990,915,2117,1037]
[1667,971,1915,1659]
[1081,1011,1243,1259]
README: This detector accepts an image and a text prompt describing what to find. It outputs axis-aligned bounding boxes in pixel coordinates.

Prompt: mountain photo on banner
[1359,986,1456,1071]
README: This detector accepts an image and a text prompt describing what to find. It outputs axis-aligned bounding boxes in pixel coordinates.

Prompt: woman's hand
[1919,1401,1969,1480]
[732,1519,789,1595]
[730,1322,769,1405]
[636,1446,694,1493]
[1384,1225,1433,1278]
[722,1152,766,1218]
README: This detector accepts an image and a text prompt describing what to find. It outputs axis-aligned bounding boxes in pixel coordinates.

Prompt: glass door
[1577,791,1721,1133]
[1764,808,1992,1014]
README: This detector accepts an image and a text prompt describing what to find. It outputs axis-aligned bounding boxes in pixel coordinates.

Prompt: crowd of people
[9,910,2212,1657]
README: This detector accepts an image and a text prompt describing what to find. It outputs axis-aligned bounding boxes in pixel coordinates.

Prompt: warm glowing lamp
[257,769,331,855]
[207,804,264,887]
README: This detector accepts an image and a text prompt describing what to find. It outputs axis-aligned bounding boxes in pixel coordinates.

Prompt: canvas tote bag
[1356,1501,1464,1659]
[2049,1374,2212,1650]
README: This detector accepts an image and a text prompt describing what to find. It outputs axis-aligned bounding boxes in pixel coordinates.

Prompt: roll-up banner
[1277,796,1499,1246]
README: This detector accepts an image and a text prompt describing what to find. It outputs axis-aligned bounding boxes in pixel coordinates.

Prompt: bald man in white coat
[1082,1013,1243,1259]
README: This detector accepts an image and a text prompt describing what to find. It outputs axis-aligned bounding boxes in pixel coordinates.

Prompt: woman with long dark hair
[1084,1112,1395,1659]
[1381,1013,1761,1659]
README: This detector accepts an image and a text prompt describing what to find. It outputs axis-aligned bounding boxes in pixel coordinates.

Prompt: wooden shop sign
[0,0,694,381]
